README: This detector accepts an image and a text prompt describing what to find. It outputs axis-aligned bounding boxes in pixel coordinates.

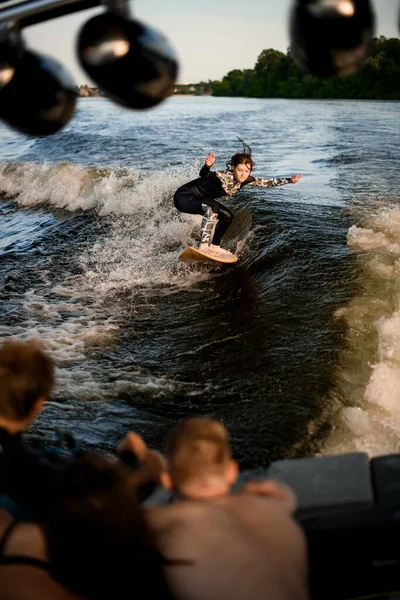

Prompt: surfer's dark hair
[226,137,254,171]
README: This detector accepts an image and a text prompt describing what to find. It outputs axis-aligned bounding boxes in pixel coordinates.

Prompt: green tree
[207,36,400,100]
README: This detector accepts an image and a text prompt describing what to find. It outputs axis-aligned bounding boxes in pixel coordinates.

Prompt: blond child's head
[0,338,54,428]
[161,417,238,501]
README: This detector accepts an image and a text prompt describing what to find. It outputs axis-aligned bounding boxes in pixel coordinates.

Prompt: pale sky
[24,0,400,85]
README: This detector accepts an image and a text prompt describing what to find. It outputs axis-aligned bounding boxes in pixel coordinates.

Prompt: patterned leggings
[173,189,233,246]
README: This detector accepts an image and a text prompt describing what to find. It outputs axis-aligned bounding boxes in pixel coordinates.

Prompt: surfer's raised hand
[205,152,215,167]
[290,174,302,183]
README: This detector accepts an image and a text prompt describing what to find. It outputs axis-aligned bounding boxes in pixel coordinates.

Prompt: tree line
[178,37,400,100]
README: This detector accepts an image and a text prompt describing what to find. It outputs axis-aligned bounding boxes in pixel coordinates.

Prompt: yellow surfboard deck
[179,246,238,264]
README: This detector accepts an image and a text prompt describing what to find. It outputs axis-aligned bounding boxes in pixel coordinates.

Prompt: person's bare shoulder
[148,500,218,535]
[148,501,226,559]
[212,489,305,550]
[149,486,296,535]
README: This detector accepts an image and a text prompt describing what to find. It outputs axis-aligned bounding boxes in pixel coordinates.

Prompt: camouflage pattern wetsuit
[174,164,293,245]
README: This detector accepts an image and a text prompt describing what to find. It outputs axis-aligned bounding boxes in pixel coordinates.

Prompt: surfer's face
[233,162,251,183]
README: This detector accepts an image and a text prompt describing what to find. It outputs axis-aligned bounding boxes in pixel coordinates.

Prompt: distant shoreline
[77,95,400,102]
[75,37,400,102]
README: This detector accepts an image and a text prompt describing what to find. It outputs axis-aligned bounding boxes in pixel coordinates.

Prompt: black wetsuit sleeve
[199,164,211,177]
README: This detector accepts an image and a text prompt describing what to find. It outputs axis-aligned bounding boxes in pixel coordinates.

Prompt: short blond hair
[166,417,231,490]
[0,338,55,420]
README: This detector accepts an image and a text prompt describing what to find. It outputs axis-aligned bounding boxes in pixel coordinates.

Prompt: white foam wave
[0,162,100,211]
[0,161,217,403]
[77,163,217,293]
[0,160,202,216]
[324,204,400,457]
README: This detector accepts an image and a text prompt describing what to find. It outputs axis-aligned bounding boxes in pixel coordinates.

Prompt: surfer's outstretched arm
[199,151,215,177]
[248,174,302,188]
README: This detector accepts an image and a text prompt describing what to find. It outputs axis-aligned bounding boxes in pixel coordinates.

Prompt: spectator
[0,451,309,600]
[161,417,239,500]
[0,338,63,519]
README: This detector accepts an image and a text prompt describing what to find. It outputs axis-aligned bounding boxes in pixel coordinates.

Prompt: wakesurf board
[179,246,238,264]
